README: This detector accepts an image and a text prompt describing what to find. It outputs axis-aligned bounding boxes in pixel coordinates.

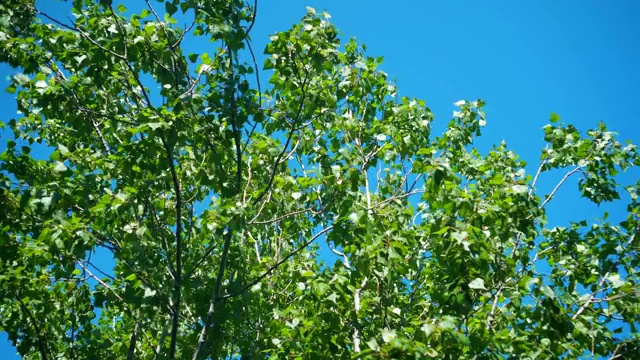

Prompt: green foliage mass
[1,1,639,359]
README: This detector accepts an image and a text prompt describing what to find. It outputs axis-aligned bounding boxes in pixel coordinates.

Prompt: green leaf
[166,2,178,16]
[58,144,69,155]
[13,73,29,85]
[366,337,380,351]
[468,278,486,290]
[53,161,67,172]
[143,287,157,298]
[148,122,165,130]
[541,285,555,299]
[381,329,396,343]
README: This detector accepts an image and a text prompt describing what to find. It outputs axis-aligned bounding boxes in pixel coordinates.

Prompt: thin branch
[368,189,425,211]
[240,37,262,154]
[38,10,154,107]
[572,233,635,320]
[329,246,352,270]
[245,38,262,106]
[572,272,610,320]
[486,246,556,330]
[243,156,253,204]
[50,65,112,153]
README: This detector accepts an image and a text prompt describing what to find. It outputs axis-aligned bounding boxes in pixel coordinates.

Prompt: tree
[1,0,639,359]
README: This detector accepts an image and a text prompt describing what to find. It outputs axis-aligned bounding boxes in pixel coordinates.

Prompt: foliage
[1,0,639,359]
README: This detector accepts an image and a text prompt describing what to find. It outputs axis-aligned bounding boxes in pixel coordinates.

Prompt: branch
[16,295,50,360]
[329,246,352,270]
[245,0,258,37]
[573,231,636,321]
[191,230,233,360]
[50,64,113,153]
[222,225,334,300]
[161,136,183,360]
[250,207,314,225]
[352,277,367,353]
[486,246,556,330]
[572,272,610,320]
[253,71,310,205]
[77,261,124,302]
[368,189,425,211]
[539,163,586,209]
[127,321,138,360]
[529,149,548,197]
[172,18,196,49]
[38,10,154,107]
[153,317,170,360]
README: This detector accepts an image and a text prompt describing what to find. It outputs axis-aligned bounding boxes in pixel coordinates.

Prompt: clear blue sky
[2,1,639,357]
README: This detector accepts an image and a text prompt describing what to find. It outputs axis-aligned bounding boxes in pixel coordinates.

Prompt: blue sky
[2,0,639,357]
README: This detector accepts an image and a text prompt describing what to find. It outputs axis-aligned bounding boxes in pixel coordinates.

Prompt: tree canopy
[1,1,639,359]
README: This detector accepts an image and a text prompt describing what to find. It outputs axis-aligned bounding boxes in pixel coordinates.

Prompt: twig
[368,189,425,211]
[245,0,258,37]
[486,246,556,330]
